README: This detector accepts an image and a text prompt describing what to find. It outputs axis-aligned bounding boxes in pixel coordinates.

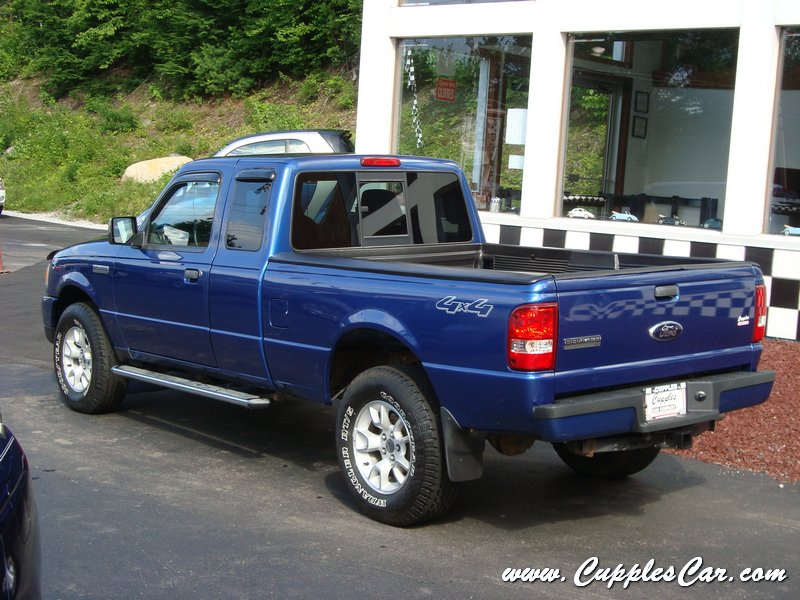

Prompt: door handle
[655,284,679,301]
[184,268,202,283]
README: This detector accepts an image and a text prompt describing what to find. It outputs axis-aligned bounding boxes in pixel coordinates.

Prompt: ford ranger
[42,155,775,525]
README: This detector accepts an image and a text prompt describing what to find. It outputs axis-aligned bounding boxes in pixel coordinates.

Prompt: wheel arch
[51,283,97,328]
[328,326,429,402]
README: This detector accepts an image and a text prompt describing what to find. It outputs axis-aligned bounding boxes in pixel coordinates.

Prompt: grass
[0,76,357,223]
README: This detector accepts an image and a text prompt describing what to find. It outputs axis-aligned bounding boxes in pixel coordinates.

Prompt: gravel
[670,338,800,483]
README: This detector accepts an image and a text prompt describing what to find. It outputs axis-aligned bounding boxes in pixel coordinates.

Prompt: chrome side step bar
[111,365,272,409]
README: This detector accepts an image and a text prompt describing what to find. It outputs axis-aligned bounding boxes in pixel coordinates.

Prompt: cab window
[292,173,357,249]
[226,180,271,251]
[148,180,220,247]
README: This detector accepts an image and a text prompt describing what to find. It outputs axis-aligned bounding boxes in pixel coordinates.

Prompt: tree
[3,0,363,97]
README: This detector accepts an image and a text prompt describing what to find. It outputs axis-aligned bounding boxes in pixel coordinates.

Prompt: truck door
[113,173,221,367]
[208,168,275,382]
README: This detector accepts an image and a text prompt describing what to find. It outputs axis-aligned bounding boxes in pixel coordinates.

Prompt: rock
[121,156,193,183]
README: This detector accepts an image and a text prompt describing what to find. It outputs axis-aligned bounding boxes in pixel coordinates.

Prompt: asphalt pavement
[0,214,798,599]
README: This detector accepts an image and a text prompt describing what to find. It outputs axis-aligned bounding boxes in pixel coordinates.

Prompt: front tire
[336,365,458,526]
[54,302,127,414]
[553,444,660,479]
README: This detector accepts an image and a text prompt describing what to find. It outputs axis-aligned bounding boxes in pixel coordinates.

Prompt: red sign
[435,78,456,102]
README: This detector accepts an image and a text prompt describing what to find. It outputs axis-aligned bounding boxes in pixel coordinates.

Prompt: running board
[112,365,272,409]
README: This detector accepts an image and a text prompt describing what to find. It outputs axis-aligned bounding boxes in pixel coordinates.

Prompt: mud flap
[441,407,485,482]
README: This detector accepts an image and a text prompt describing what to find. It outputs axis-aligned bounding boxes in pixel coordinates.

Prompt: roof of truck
[178,154,462,173]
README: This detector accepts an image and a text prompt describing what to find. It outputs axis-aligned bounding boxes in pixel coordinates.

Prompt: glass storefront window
[397,36,532,212]
[562,30,738,230]
[401,1,524,5]
[769,28,800,237]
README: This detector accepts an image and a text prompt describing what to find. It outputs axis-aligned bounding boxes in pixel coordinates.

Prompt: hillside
[0,75,357,223]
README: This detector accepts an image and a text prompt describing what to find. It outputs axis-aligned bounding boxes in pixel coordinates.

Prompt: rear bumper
[530,370,775,443]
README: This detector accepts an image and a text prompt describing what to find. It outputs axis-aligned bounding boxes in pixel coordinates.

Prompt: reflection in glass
[397,36,532,213]
[563,30,738,229]
[769,29,800,237]
[401,0,523,4]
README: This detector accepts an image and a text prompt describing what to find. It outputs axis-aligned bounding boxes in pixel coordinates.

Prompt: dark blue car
[0,418,40,599]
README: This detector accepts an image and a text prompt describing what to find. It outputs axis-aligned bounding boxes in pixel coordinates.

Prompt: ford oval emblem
[648,321,683,342]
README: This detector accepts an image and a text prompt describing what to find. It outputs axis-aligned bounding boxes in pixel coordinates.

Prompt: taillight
[752,283,767,342]
[360,157,401,167]
[508,303,558,371]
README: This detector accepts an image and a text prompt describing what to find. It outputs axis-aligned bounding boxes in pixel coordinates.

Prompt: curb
[1,210,106,230]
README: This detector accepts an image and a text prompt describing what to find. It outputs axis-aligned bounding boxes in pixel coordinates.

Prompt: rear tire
[54,302,127,414]
[336,365,458,526]
[553,444,660,479]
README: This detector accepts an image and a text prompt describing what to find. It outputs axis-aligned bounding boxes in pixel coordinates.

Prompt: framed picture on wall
[632,116,648,138]
[635,91,649,113]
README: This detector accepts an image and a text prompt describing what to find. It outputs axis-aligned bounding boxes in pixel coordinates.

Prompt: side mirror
[109,217,137,245]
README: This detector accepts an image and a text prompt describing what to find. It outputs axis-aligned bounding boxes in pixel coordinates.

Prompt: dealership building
[354,0,800,341]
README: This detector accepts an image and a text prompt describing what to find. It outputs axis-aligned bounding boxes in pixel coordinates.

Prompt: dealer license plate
[644,382,687,422]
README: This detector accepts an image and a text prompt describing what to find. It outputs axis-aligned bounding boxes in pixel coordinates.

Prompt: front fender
[47,263,121,348]
[55,269,97,301]
[42,270,99,344]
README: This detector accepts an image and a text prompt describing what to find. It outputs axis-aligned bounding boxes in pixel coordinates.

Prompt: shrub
[154,105,193,133]
[244,98,305,131]
[174,139,194,157]
[85,97,139,133]
[298,74,322,104]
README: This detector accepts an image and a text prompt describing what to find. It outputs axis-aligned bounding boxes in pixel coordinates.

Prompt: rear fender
[328,309,422,400]
[339,308,420,351]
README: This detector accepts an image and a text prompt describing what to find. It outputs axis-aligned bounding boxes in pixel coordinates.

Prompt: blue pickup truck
[42,155,774,525]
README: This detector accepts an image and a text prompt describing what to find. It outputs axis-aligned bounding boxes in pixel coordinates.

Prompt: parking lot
[0,214,797,599]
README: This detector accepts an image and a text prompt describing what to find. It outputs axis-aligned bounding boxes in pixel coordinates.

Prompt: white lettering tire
[54,303,127,414]
[336,365,458,526]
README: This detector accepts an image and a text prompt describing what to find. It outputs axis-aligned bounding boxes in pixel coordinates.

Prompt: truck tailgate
[553,263,761,396]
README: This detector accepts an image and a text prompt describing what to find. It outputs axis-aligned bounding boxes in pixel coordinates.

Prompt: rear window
[291,171,472,250]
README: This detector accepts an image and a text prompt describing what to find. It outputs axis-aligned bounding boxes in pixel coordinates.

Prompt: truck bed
[277,242,738,281]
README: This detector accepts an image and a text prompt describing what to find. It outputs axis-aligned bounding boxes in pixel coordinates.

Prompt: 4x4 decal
[435,296,494,318]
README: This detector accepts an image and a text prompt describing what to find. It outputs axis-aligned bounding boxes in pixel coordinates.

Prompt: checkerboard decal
[495,224,800,341]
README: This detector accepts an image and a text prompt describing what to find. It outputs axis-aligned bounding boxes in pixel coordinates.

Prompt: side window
[226,180,271,251]
[292,172,357,250]
[148,180,219,247]
[228,140,286,155]
[287,139,312,153]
